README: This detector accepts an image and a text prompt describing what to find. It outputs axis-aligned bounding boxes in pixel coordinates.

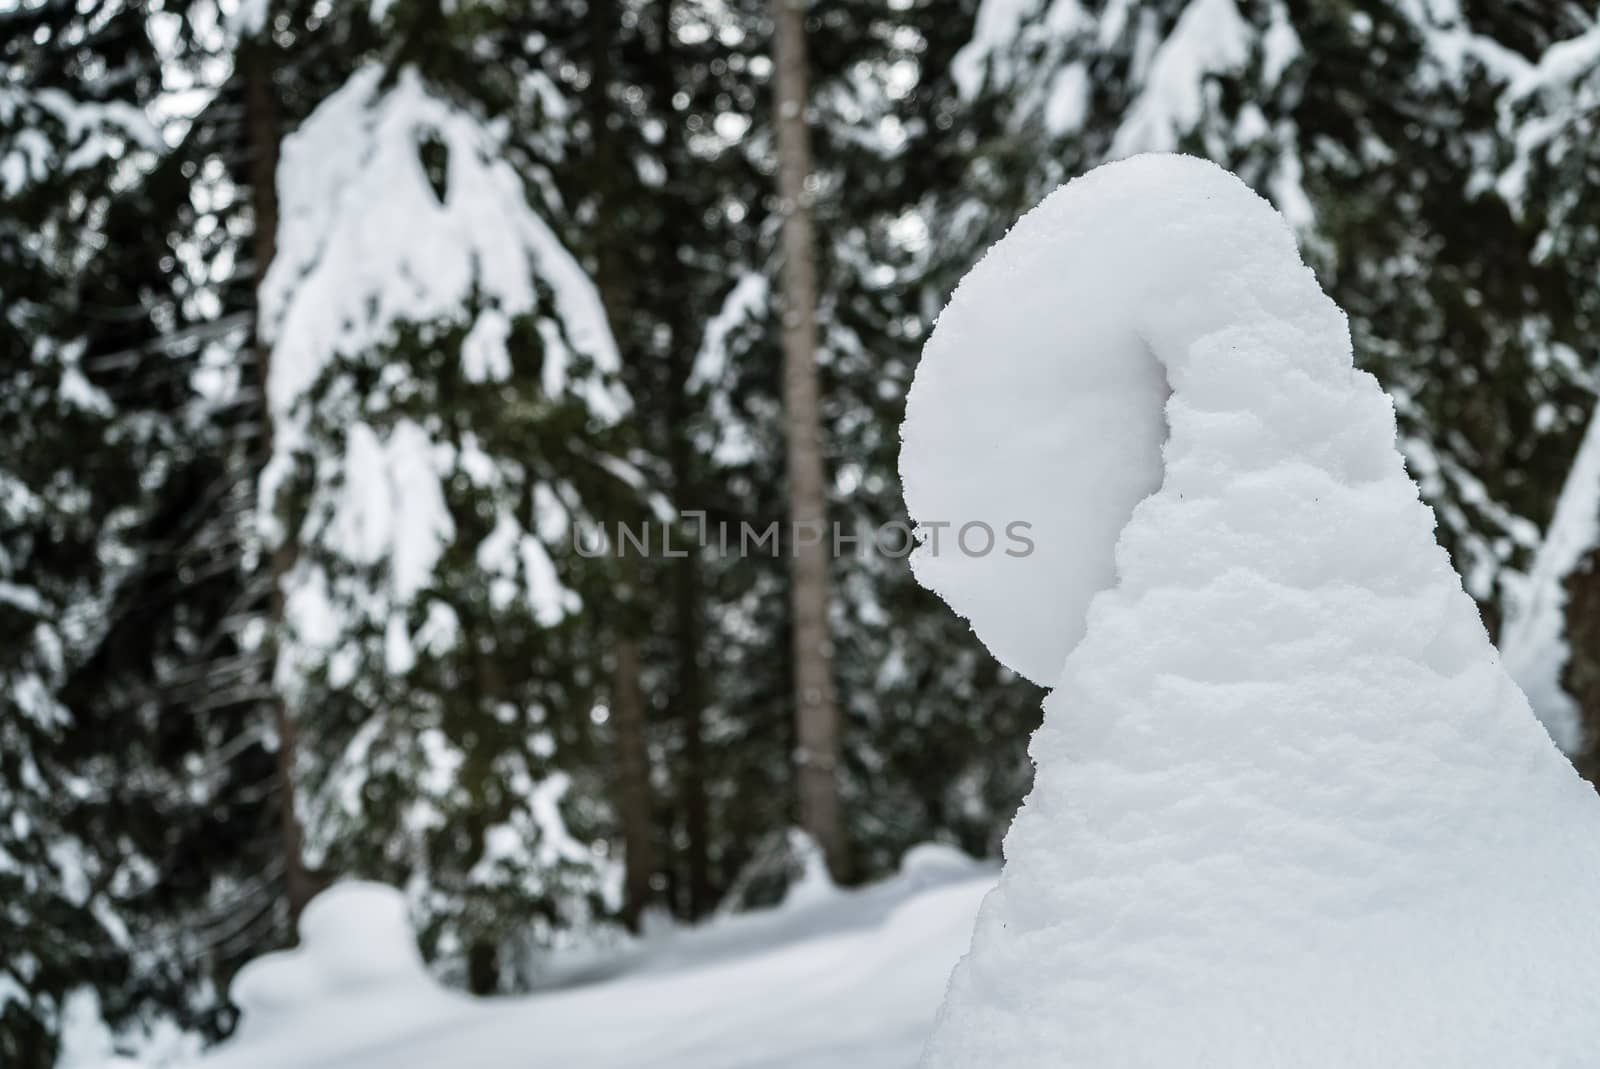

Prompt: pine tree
[1,1,282,1060]
[255,0,638,990]
[554,0,797,912]
[1492,14,1600,779]
[0,61,158,1064]
[589,0,1050,888]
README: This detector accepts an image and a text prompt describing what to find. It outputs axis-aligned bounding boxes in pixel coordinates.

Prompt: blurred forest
[4,0,1600,1064]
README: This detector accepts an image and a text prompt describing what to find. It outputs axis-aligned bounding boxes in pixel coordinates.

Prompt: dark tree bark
[644,0,716,919]
[1560,551,1600,788]
[771,0,845,879]
[581,0,667,926]
[612,636,657,929]
[243,33,311,928]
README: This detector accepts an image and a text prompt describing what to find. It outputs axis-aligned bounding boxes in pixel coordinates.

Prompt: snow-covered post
[902,154,1600,1064]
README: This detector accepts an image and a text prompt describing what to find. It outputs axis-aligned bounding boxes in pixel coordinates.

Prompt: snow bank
[196,859,993,1069]
[902,154,1600,1066]
[203,883,477,1069]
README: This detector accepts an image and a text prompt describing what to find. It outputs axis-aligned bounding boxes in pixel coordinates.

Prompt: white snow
[326,421,455,600]
[222,0,271,37]
[260,62,602,699]
[53,988,201,1069]
[188,854,994,1069]
[475,508,582,626]
[1261,1,1301,86]
[1110,0,1253,157]
[1042,63,1091,135]
[1500,406,1600,754]
[1402,0,1532,91]
[688,272,770,467]
[1496,22,1600,209]
[260,63,623,465]
[951,0,1042,99]
[460,308,514,383]
[0,86,160,196]
[217,883,470,1065]
[949,0,1093,132]
[901,153,1600,1065]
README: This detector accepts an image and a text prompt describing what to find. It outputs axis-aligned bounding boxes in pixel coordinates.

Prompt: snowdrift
[196,856,992,1069]
[902,154,1600,1066]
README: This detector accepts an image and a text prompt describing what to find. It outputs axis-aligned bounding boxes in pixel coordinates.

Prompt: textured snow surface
[193,858,993,1069]
[1501,407,1600,754]
[902,154,1600,1066]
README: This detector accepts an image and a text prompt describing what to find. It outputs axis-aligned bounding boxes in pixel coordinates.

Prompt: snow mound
[903,154,1600,1066]
[229,883,433,1024]
[898,842,979,881]
[217,883,473,1062]
[198,864,995,1069]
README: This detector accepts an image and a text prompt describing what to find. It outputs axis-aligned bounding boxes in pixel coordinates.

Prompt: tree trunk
[612,636,657,929]
[671,545,714,916]
[645,0,716,918]
[583,0,712,918]
[243,35,312,929]
[771,0,845,879]
[1559,551,1600,789]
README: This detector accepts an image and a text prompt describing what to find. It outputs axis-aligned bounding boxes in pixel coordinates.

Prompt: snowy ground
[195,846,991,1069]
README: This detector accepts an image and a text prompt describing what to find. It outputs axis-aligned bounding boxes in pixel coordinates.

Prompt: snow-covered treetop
[259,62,630,682]
[904,154,1600,1064]
[261,63,625,458]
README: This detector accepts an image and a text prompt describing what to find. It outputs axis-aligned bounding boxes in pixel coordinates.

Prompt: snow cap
[902,153,1348,685]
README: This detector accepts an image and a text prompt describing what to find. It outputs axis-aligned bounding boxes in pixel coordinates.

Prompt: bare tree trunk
[771,0,845,879]
[578,0,662,927]
[612,635,657,928]
[580,0,709,919]
[671,554,714,916]
[243,35,312,929]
